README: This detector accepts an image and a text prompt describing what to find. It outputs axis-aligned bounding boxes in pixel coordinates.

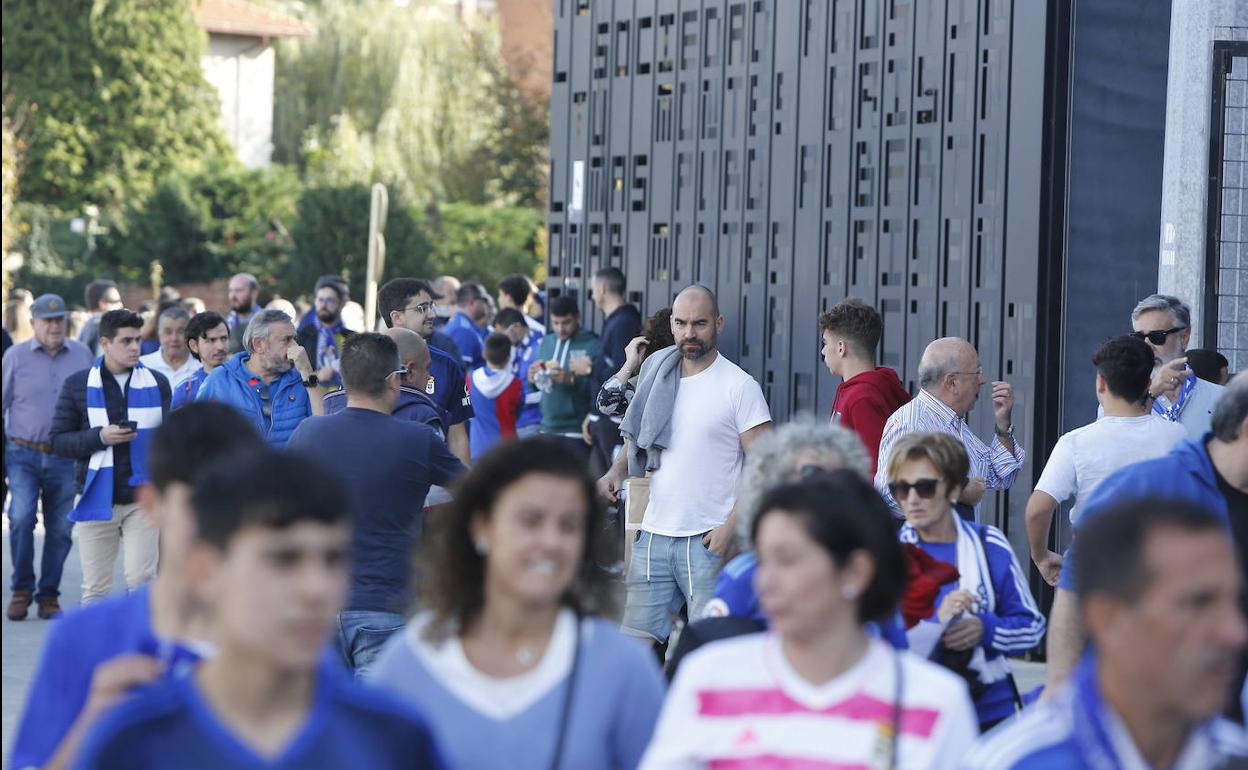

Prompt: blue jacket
[171,367,209,410]
[195,352,311,448]
[1060,435,1225,591]
[444,311,486,370]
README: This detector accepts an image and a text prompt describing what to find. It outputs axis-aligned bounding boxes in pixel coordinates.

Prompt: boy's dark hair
[497,274,533,307]
[149,403,263,492]
[493,308,526,330]
[314,275,349,301]
[818,298,883,359]
[99,309,144,340]
[1186,348,1229,384]
[1092,335,1155,404]
[549,295,580,318]
[341,332,399,398]
[643,308,675,355]
[84,280,117,311]
[456,282,488,305]
[377,278,438,328]
[421,437,614,639]
[751,471,907,624]
[183,312,228,361]
[594,267,626,297]
[1073,498,1225,603]
[192,449,350,551]
[483,333,513,368]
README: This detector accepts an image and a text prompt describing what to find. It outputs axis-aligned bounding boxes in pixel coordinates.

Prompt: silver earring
[842,586,859,601]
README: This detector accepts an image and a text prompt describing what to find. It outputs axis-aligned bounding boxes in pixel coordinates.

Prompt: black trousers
[587,415,623,478]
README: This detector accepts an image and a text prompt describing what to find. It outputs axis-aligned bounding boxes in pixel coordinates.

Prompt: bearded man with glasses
[1121,293,1226,439]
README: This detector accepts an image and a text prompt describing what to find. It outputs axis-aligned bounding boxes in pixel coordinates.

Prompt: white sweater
[640,634,978,770]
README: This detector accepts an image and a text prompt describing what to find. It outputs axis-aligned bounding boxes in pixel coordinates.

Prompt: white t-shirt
[1096,376,1225,440]
[639,635,978,770]
[1035,414,1187,523]
[139,349,202,390]
[642,353,771,537]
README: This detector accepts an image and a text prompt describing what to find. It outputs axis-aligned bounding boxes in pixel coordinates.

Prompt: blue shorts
[621,531,723,643]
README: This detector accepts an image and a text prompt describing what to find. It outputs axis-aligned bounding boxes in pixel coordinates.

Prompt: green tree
[426,202,542,290]
[288,184,431,301]
[2,0,231,213]
[111,165,302,288]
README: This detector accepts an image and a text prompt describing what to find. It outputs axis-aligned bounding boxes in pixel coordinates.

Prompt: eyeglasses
[887,478,942,499]
[1129,327,1186,346]
[255,381,273,419]
[403,302,435,314]
[385,368,407,380]
[950,368,983,378]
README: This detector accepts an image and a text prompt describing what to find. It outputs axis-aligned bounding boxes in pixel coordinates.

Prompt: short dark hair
[1092,335,1155,404]
[1211,373,1247,442]
[549,295,580,318]
[84,280,118,310]
[99,309,143,340]
[750,472,907,624]
[483,332,513,368]
[420,436,615,639]
[1187,349,1229,384]
[819,299,883,359]
[643,308,675,356]
[184,312,228,361]
[341,332,399,398]
[377,278,437,329]
[192,449,350,551]
[497,274,532,307]
[493,307,526,330]
[148,403,263,491]
[594,267,626,297]
[314,275,349,301]
[456,282,488,306]
[1074,498,1226,603]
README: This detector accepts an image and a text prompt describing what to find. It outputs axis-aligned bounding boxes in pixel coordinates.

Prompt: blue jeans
[621,531,723,643]
[5,441,77,598]
[337,610,404,676]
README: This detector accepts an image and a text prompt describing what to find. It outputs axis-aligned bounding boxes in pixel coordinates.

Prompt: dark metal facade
[1207,41,1248,375]
[546,0,1047,534]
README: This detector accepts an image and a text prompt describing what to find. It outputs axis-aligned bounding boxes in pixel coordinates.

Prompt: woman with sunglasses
[887,432,1046,732]
[368,437,665,770]
[641,473,977,770]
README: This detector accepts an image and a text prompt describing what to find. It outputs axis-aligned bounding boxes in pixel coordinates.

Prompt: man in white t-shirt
[1026,335,1188,587]
[138,306,202,390]
[598,285,772,647]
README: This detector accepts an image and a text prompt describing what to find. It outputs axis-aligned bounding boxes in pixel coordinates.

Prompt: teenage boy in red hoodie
[820,299,911,473]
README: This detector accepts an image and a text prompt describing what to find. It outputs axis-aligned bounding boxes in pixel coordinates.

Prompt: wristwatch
[993,423,1014,439]
[302,373,319,388]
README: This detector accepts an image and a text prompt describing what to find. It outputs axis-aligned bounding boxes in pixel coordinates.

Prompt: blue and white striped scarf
[70,358,163,522]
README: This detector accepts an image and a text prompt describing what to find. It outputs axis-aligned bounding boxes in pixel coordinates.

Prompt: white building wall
[201,34,276,168]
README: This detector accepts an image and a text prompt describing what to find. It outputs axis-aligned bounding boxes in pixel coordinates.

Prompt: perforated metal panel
[547,0,1048,533]
[1209,43,1248,374]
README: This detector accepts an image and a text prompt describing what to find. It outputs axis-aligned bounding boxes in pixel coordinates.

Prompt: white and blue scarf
[70,358,163,522]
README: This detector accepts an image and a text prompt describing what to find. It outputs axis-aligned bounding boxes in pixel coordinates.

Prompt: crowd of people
[2,268,1246,769]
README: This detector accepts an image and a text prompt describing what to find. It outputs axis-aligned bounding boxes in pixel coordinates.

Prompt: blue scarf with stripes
[70,359,163,522]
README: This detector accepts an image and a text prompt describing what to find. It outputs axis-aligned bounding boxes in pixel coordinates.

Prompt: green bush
[425,202,542,291]
[111,165,301,292]
[8,202,118,304]
[287,184,431,301]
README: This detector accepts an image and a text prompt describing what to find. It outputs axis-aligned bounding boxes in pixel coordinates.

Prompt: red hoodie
[831,366,912,473]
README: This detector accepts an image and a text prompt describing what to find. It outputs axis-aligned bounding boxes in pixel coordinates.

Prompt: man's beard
[680,338,713,360]
[232,299,253,314]
[317,309,339,324]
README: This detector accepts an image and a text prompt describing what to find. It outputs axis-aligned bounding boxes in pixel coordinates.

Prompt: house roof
[194,0,312,39]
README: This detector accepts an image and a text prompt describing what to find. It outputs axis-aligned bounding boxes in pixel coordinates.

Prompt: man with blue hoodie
[1045,373,1248,715]
[467,333,524,460]
[195,309,324,447]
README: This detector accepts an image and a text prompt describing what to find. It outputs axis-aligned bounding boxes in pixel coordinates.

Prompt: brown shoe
[7,591,33,621]
[36,596,62,620]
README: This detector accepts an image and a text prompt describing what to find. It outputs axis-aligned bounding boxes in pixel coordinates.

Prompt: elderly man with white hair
[873,337,1023,519]
[1119,293,1225,439]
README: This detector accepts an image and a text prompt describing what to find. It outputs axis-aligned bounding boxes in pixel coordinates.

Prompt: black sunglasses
[255,381,273,419]
[1129,326,1185,346]
[888,478,942,500]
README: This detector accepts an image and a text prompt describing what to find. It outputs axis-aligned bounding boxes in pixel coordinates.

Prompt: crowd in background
[2,269,1246,769]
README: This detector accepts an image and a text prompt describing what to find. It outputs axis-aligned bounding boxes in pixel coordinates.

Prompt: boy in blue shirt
[10,403,264,770]
[493,308,543,435]
[467,333,524,460]
[71,450,445,770]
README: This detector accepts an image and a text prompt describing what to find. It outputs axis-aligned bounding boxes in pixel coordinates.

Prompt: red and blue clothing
[466,366,522,460]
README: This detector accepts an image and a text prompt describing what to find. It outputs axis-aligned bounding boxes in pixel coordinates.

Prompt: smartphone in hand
[118,420,139,431]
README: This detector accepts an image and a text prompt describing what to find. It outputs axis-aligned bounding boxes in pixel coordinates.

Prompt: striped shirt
[640,635,978,770]
[874,389,1025,516]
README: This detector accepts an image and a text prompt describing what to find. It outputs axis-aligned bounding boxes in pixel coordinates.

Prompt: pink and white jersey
[640,634,977,770]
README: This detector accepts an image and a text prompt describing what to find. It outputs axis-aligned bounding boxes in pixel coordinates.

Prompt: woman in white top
[369,436,665,770]
[640,471,977,770]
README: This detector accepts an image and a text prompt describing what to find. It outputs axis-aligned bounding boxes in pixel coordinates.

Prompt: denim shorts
[337,610,405,676]
[620,531,723,643]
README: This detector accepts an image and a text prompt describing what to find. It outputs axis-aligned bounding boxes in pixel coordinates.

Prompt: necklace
[516,646,537,666]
